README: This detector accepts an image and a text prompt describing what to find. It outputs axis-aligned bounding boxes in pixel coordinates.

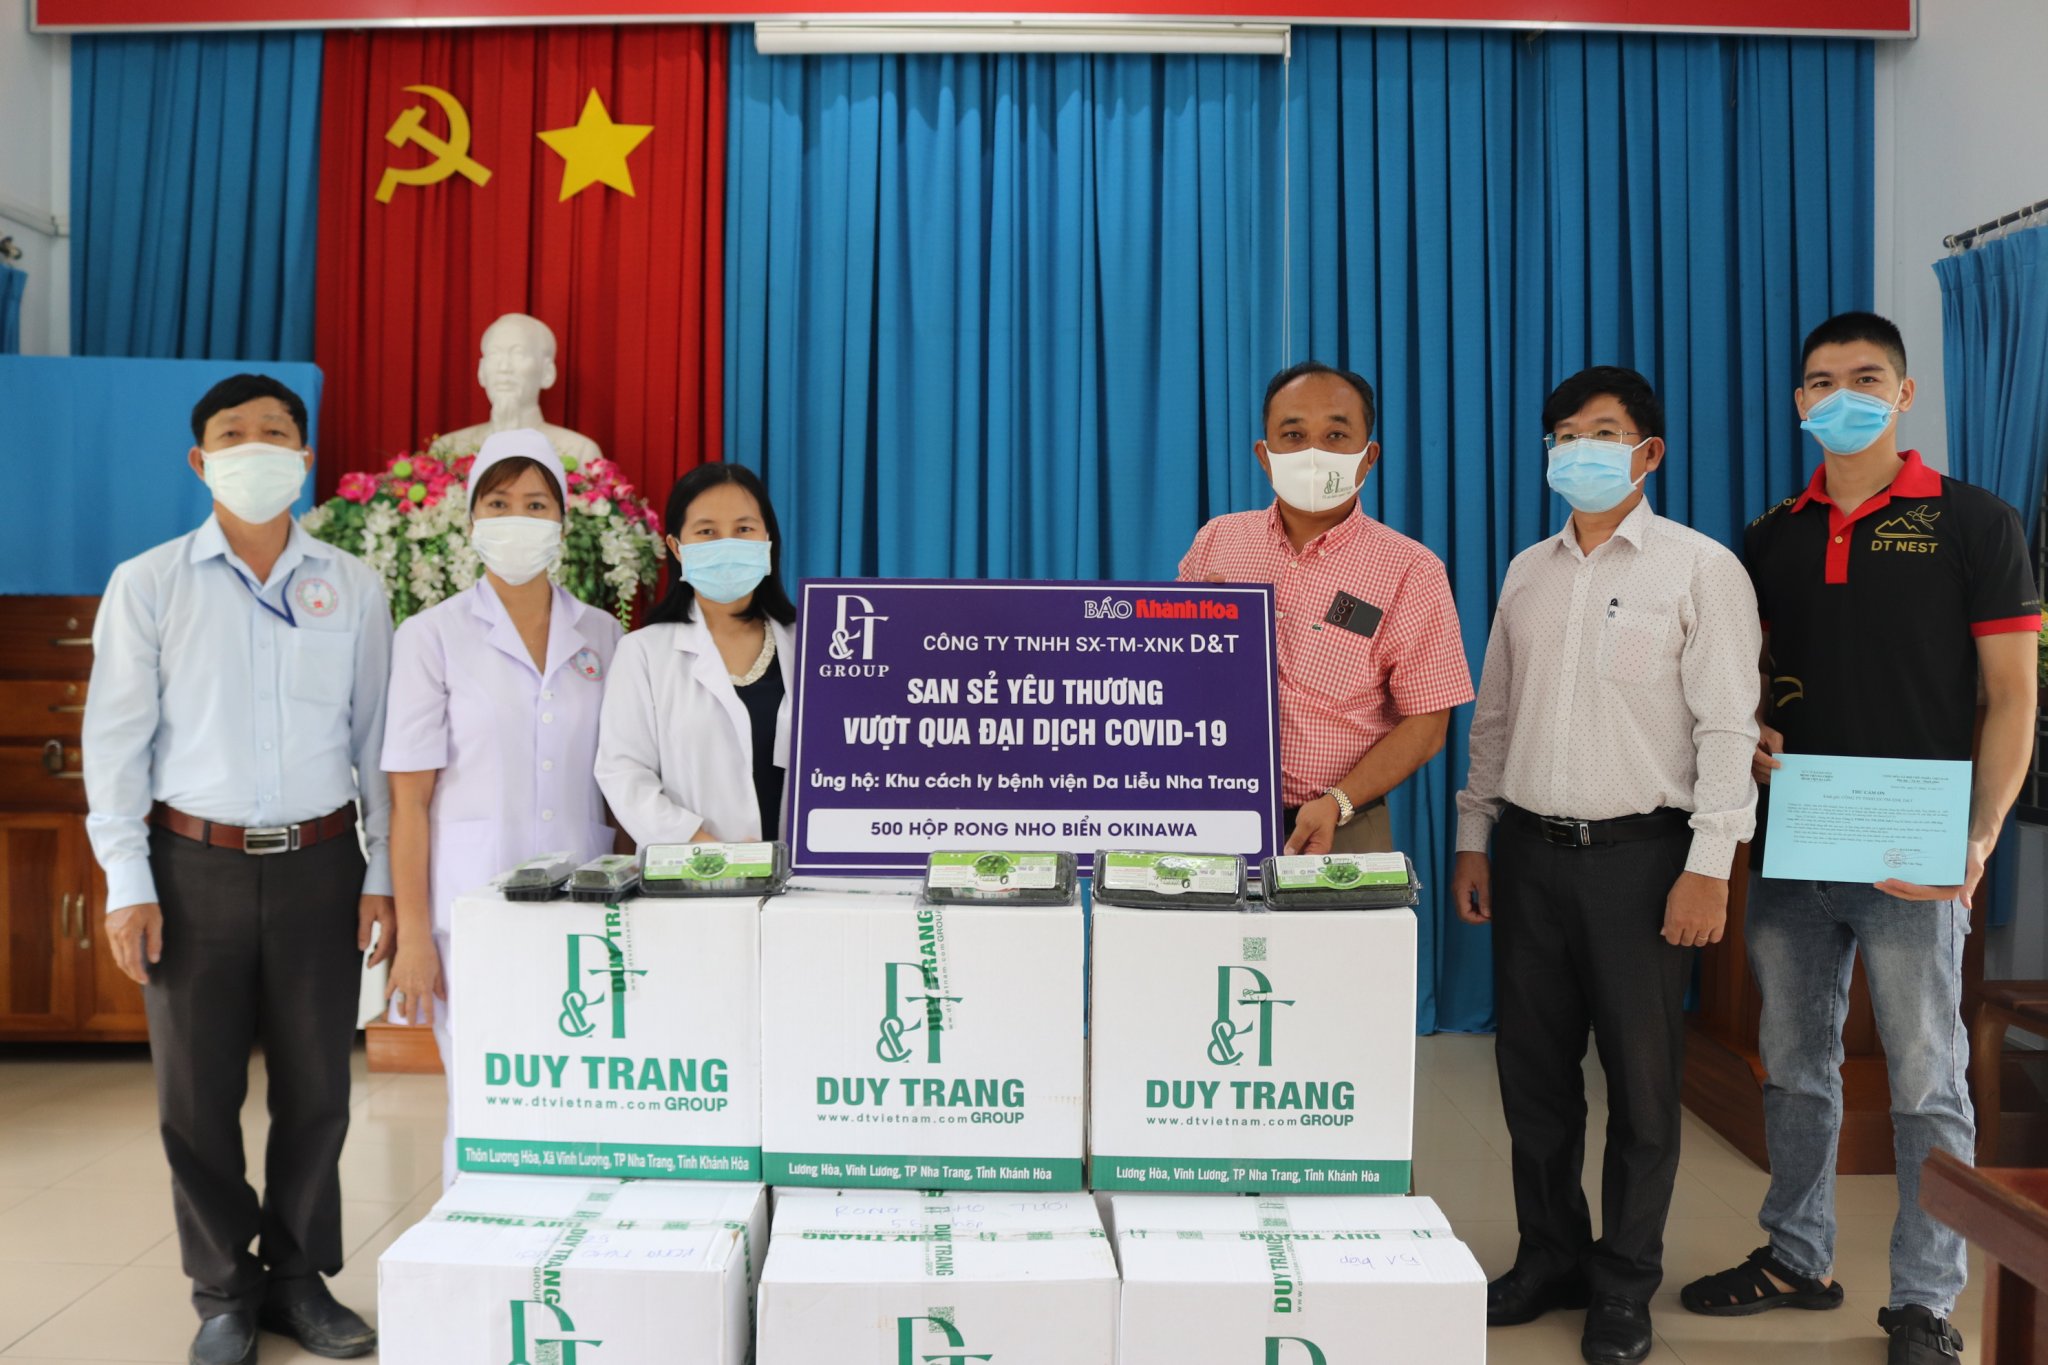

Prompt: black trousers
[145,826,366,1318]
[1491,817,1692,1299]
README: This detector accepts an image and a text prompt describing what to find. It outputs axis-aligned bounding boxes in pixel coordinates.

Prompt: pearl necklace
[731,627,776,687]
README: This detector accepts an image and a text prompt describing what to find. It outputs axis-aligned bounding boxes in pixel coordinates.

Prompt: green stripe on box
[766,1152,1084,1190]
[1089,1156,1411,1193]
[457,1138,760,1180]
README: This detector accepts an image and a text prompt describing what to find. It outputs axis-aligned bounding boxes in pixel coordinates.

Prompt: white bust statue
[434,312,602,467]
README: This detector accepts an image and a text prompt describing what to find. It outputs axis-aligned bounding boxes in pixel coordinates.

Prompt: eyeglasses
[1543,429,1641,451]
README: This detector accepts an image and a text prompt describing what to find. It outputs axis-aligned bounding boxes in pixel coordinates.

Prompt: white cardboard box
[758,1189,1119,1365]
[451,891,762,1181]
[1113,1194,1485,1365]
[378,1175,766,1365]
[1089,906,1417,1194]
[760,883,1085,1189]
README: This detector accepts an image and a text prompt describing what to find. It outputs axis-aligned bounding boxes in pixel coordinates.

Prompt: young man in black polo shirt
[1681,313,2041,1365]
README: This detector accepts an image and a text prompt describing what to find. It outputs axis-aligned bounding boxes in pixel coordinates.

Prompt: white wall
[1873,0,2048,475]
[0,0,69,355]
[1874,0,2048,974]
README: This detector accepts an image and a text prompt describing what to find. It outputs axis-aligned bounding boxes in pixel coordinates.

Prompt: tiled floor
[0,1033,1985,1363]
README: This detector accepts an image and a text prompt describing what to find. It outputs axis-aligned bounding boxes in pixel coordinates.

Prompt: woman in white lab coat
[596,462,795,846]
[381,429,624,1184]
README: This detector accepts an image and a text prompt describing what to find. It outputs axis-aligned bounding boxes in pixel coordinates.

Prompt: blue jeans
[1747,875,1974,1314]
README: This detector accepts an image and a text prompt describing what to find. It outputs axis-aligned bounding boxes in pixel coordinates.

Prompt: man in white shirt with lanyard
[83,374,394,1365]
[1451,366,1761,1365]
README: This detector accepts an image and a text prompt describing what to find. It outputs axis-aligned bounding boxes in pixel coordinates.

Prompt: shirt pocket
[1287,620,1381,709]
[286,629,357,706]
[1598,606,1676,688]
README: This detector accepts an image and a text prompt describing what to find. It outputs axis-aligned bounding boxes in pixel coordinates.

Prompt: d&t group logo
[1207,965,1294,1068]
[876,960,965,1065]
[1267,1338,1329,1364]
[506,1300,600,1365]
[556,924,647,1041]
[898,1314,992,1365]
[829,593,888,661]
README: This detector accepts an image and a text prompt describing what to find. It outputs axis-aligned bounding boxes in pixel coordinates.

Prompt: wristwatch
[1325,786,1356,827]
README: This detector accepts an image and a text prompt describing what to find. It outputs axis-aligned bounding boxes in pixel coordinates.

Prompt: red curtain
[314,25,726,500]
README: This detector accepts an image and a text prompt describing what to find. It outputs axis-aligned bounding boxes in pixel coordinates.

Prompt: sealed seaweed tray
[501,853,575,902]
[1091,850,1247,910]
[1259,852,1421,910]
[638,841,791,898]
[568,853,642,903]
[922,850,1078,906]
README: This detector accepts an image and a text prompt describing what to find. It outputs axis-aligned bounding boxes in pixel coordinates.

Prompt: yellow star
[537,90,654,202]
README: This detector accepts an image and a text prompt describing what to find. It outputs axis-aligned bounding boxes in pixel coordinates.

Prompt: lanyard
[233,565,298,629]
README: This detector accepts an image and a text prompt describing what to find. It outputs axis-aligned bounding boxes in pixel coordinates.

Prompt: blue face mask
[1546,438,1647,514]
[1799,389,1900,455]
[676,537,772,604]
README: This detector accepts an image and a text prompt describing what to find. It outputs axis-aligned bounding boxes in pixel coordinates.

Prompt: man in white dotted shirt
[1450,367,1761,1365]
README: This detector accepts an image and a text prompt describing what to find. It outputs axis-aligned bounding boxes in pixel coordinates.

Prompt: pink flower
[337,472,377,504]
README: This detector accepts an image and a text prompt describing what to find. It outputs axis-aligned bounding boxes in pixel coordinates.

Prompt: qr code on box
[1242,936,1267,962]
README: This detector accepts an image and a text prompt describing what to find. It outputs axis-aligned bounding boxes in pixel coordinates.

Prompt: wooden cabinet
[0,596,147,1041]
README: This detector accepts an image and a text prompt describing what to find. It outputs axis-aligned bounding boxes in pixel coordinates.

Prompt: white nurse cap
[466,428,569,510]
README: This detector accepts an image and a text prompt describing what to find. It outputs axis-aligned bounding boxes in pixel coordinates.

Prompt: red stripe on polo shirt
[1789,450,1943,585]
[1971,614,2044,638]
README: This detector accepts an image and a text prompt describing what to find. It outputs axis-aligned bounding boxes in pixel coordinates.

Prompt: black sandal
[1680,1246,1845,1317]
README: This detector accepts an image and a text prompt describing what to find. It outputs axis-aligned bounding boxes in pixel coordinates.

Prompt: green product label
[457,1137,759,1179]
[1268,853,1409,891]
[1100,852,1240,895]
[514,852,573,870]
[926,851,1059,891]
[766,1151,1085,1190]
[643,841,775,881]
[1088,1155,1411,1193]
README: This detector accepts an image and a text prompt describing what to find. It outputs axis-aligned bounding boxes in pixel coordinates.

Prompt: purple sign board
[787,579,1283,876]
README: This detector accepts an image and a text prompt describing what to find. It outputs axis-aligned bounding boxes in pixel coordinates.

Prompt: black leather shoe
[257,1281,376,1359]
[1880,1305,1964,1363]
[189,1311,257,1365]
[1488,1265,1593,1326]
[1582,1293,1654,1365]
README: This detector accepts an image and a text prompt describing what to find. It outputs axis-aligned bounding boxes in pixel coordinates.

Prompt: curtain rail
[1945,196,2048,251]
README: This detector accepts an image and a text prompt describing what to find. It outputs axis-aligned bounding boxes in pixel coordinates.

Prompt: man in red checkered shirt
[1179,361,1474,855]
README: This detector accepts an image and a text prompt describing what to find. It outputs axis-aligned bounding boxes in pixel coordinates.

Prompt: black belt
[1283,794,1388,827]
[1499,803,1689,849]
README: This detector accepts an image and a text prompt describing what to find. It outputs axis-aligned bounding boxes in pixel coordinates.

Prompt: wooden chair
[1969,981,2048,1167]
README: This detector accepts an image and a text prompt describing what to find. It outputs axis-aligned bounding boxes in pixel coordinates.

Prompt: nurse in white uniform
[597,462,796,846]
[381,429,624,1184]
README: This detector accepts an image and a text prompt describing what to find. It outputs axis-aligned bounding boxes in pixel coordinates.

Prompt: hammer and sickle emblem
[376,84,493,204]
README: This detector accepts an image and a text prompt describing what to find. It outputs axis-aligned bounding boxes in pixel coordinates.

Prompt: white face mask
[1266,445,1366,515]
[470,515,563,586]
[202,443,308,525]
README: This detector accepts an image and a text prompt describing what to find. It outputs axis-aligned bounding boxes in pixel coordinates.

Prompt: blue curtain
[0,262,24,353]
[726,26,1874,1033]
[71,32,323,360]
[1286,29,1872,1030]
[725,26,1284,581]
[1934,224,2048,930]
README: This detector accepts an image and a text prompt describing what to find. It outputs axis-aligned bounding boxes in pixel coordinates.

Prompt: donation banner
[787,579,1283,877]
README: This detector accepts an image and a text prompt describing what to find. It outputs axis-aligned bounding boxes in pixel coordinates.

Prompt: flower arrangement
[301,449,666,626]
